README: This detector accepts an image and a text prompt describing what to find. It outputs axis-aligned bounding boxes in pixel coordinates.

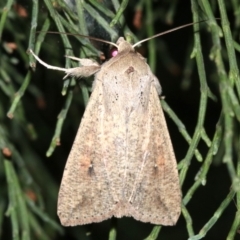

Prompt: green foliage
[0,0,240,239]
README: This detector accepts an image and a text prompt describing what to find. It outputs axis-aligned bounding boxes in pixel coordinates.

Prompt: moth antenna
[38,31,118,48]
[132,19,219,48]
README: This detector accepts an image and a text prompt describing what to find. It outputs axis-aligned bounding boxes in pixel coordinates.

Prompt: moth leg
[29,49,100,79]
[29,49,68,72]
[65,56,100,67]
[65,56,84,61]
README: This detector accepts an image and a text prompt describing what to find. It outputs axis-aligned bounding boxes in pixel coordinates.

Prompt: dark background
[0,0,238,239]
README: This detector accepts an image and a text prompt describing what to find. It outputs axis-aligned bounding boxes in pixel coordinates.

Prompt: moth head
[114,37,134,55]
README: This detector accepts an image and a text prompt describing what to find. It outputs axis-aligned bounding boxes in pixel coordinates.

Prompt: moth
[30,34,182,226]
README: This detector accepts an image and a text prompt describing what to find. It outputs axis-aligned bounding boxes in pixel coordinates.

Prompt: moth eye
[110,47,118,58]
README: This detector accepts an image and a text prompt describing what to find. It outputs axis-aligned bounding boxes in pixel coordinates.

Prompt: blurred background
[0,0,239,239]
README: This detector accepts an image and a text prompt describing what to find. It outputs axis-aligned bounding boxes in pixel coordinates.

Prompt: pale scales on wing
[57,37,181,226]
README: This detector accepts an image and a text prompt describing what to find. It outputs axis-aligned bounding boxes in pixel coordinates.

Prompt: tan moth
[29,26,190,226]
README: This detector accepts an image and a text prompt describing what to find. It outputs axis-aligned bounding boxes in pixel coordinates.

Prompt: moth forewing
[131,83,181,225]
[58,81,117,225]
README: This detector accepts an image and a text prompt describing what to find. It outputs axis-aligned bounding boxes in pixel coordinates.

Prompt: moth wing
[128,82,181,225]
[57,80,117,226]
